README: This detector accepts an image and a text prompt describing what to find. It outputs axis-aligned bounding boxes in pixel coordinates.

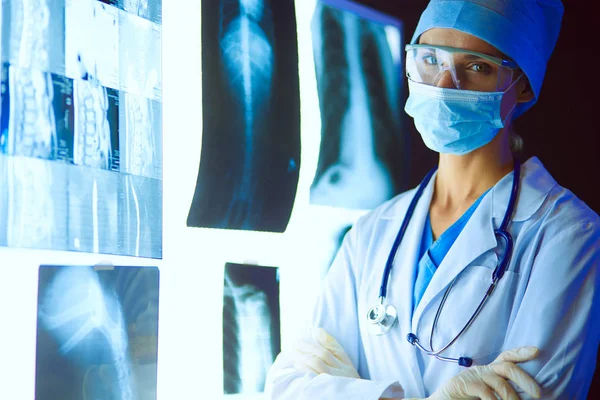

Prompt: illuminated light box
[0,0,163,258]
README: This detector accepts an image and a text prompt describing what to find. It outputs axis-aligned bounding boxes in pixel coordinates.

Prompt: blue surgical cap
[411,0,564,118]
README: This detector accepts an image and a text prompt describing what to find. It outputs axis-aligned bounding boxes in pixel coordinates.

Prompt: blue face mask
[404,77,521,155]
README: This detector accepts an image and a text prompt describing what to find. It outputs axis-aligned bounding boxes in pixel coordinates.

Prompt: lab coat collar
[380,156,555,222]
[410,157,557,329]
[491,156,557,222]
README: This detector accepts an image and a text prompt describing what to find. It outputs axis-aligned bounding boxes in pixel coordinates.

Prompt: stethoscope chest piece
[366,302,398,336]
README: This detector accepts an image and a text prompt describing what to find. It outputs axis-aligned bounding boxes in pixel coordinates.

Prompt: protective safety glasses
[405,44,519,92]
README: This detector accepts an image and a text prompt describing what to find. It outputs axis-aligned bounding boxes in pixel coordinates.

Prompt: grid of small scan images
[0,0,163,258]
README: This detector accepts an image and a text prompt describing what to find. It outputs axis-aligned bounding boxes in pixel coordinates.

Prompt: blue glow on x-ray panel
[36,265,160,400]
[219,0,275,226]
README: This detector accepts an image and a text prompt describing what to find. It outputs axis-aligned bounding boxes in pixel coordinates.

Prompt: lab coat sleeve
[503,220,600,399]
[265,218,405,400]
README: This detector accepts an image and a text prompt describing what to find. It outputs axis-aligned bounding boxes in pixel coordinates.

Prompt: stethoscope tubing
[374,160,521,366]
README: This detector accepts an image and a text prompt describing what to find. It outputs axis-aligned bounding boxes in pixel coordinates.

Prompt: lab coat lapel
[411,186,498,331]
[387,172,436,395]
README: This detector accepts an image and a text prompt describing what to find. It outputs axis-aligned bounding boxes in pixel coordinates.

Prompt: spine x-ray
[310,1,409,210]
[1,0,66,75]
[187,0,301,233]
[35,265,160,400]
[0,0,163,258]
[223,262,281,394]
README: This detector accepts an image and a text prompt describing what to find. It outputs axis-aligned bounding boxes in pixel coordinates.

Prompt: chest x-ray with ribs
[310,1,409,210]
[35,265,160,400]
[187,0,301,233]
[223,263,281,395]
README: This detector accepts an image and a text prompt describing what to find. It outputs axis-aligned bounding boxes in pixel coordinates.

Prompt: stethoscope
[366,160,521,368]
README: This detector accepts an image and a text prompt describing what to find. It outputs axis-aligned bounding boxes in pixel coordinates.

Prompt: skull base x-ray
[35,265,160,400]
[187,0,301,233]
[223,263,281,395]
[310,0,409,210]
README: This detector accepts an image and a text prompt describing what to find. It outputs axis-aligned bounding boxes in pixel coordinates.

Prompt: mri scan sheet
[118,92,162,179]
[223,262,280,395]
[0,155,162,257]
[187,0,301,233]
[1,0,66,75]
[310,0,409,210]
[65,0,120,89]
[119,11,162,101]
[35,265,160,400]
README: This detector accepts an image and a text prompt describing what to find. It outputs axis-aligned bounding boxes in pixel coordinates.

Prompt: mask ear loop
[500,73,525,126]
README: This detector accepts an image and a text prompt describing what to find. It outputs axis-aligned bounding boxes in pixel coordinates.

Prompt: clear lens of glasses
[406,44,517,92]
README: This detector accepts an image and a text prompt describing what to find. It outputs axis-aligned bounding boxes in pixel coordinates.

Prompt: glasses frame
[405,44,519,70]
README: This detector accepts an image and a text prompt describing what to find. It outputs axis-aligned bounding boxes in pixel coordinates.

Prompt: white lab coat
[266,157,600,399]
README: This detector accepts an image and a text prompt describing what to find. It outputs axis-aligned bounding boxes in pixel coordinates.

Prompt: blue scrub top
[412,190,490,314]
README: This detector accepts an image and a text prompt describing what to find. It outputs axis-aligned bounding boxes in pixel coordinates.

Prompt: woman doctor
[266,0,600,399]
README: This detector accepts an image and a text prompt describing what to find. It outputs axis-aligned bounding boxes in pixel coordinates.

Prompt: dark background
[354,0,599,396]
[356,0,599,215]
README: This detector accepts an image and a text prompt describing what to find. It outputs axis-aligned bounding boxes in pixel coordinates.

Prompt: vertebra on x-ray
[187,0,300,232]
[223,263,281,394]
[310,3,408,210]
[1,0,66,75]
[35,265,160,400]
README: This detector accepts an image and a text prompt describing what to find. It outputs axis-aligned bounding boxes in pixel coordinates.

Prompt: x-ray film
[99,0,162,24]
[35,265,160,400]
[0,155,69,249]
[223,263,280,395]
[310,0,409,210]
[1,0,66,75]
[0,64,121,169]
[0,0,163,257]
[0,154,162,257]
[118,92,162,179]
[73,79,120,171]
[187,0,301,233]
[65,0,120,90]
[119,11,162,101]
[0,64,70,160]
[121,0,162,24]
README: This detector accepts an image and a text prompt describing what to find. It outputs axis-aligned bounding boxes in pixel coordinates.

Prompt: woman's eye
[422,54,438,65]
[469,63,492,73]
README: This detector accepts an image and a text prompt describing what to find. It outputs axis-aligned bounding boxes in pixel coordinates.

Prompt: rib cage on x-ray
[35,265,160,400]
[187,0,300,233]
[310,4,407,210]
[223,265,279,394]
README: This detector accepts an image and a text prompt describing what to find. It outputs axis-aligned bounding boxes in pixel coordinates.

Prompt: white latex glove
[285,327,361,379]
[425,346,541,400]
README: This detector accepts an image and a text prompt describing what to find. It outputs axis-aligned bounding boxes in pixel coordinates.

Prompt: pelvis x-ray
[35,265,160,400]
[187,0,301,233]
[223,263,280,394]
[310,2,409,210]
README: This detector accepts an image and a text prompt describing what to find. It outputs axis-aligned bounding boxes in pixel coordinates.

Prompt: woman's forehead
[419,28,508,59]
